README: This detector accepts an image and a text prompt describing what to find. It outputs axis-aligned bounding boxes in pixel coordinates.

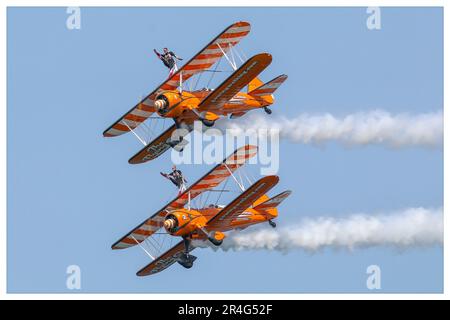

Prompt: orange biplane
[111,145,291,276]
[103,21,287,164]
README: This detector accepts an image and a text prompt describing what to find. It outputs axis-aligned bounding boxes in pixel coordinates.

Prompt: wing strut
[217,43,237,71]
[131,235,155,260]
[225,163,245,191]
[121,119,147,146]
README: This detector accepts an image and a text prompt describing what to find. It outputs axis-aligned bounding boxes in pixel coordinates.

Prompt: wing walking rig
[103,21,288,164]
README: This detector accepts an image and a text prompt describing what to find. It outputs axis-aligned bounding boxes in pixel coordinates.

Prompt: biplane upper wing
[111,144,258,250]
[206,175,279,231]
[196,53,272,114]
[136,240,196,276]
[103,21,251,138]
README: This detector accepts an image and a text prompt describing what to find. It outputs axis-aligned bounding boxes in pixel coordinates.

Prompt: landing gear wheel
[268,220,277,228]
[201,119,215,127]
[208,237,223,246]
[177,254,197,269]
[264,107,272,115]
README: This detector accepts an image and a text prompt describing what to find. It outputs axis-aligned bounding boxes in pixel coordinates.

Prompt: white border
[1,0,447,300]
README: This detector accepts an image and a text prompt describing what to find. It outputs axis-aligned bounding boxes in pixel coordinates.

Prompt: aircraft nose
[154,99,167,110]
[164,218,176,230]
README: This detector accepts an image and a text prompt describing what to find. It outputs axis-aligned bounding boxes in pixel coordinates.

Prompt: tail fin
[253,190,292,211]
[247,77,265,93]
[248,74,288,104]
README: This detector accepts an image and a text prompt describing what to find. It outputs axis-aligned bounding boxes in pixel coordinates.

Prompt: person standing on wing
[160,165,187,195]
[154,48,183,78]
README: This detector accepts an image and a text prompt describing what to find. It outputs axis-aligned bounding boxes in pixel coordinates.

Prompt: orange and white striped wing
[168,144,258,209]
[111,144,258,250]
[248,74,288,97]
[103,21,250,138]
[103,93,158,138]
[111,207,167,250]
[160,21,251,92]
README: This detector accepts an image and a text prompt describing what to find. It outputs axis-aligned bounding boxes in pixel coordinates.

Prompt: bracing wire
[215,178,229,206]
[206,57,221,89]
[193,71,203,91]
[203,190,211,208]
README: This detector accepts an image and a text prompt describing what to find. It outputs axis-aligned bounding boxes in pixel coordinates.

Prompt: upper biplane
[111,145,291,276]
[103,21,288,164]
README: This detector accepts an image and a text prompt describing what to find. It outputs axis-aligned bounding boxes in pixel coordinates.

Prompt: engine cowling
[163,209,207,237]
[154,91,183,118]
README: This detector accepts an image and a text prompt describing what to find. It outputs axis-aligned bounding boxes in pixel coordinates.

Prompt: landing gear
[263,107,272,115]
[173,118,181,129]
[268,219,276,228]
[178,236,197,269]
[201,118,215,127]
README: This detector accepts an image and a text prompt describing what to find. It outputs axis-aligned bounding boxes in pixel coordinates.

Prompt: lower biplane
[103,21,287,164]
[111,145,291,276]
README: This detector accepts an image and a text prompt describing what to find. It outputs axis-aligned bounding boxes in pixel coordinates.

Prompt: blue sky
[7,7,443,293]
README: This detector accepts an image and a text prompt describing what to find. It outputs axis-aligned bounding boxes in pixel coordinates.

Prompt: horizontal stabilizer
[253,190,292,211]
[248,74,288,98]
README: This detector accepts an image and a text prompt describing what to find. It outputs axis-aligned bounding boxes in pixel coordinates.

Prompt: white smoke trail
[221,110,442,148]
[197,207,443,252]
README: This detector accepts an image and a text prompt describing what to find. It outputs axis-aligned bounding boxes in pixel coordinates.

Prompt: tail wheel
[264,107,272,115]
[268,220,276,228]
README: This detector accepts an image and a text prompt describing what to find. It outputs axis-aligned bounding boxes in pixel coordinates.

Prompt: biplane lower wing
[206,175,279,231]
[103,21,251,138]
[111,145,258,250]
[196,53,272,114]
[128,125,191,164]
[136,240,196,276]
